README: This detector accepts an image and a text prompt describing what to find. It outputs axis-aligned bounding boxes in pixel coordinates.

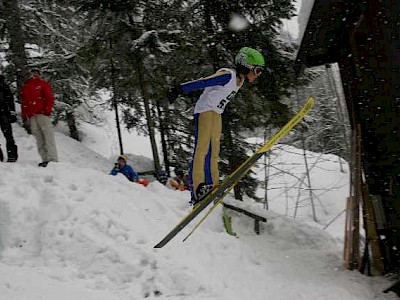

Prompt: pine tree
[1,0,28,90]
[22,0,91,140]
[294,65,350,161]
[150,0,297,197]
[1,0,93,140]
[74,0,181,171]
[194,0,296,200]
[65,0,300,199]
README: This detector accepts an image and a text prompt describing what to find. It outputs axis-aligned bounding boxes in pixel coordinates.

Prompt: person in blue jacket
[109,154,139,182]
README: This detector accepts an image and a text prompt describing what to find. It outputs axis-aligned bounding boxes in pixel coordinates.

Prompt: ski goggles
[252,66,263,76]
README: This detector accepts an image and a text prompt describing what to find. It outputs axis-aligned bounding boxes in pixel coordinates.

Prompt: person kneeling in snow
[110,154,139,182]
[167,168,189,191]
[109,154,149,186]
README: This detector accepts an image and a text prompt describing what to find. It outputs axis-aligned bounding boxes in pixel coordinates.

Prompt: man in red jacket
[20,68,58,167]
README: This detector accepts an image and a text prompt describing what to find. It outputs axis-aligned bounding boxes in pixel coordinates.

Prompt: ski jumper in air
[168,47,265,204]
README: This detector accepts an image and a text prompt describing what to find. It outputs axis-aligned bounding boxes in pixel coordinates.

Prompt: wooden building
[295,0,400,273]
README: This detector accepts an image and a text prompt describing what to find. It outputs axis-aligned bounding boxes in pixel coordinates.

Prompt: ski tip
[307,96,316,106]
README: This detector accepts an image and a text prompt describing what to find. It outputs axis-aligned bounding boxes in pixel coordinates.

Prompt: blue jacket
[110,165,139,182]
[180,73,232,93]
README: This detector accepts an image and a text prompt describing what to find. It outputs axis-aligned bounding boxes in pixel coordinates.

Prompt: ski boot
[193,183,214,207]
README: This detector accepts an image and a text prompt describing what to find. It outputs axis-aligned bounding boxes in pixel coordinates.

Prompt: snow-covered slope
[249,140,349,242]
[0,123,396,299]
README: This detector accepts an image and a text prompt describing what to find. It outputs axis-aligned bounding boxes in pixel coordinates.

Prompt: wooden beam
[362,185,384,275]
[222,203,266,235]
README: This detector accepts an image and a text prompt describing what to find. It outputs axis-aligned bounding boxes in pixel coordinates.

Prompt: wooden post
[345,123,384,274]
[351,124,362,269]
[344,125,362,270]
[344,196,352,268]
[362,184,384,275]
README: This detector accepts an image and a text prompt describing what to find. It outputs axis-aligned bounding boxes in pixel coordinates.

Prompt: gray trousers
[30,114,58,162]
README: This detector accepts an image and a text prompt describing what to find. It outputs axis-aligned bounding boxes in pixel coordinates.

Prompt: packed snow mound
[223,198,335,250]
[0,162,201,297]
[10,123,112,172]
[0,160,336,295]
[0,123,395,299]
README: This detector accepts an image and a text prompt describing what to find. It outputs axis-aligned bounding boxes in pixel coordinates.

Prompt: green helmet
[235,47,265,75]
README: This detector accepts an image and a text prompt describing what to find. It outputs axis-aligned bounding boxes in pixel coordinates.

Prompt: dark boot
[38,161,49,167]
[0,145,3,162]
[6,144,18,162]
[194,183,214,205]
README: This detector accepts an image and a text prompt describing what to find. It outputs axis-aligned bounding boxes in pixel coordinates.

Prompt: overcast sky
[282,0,301,40]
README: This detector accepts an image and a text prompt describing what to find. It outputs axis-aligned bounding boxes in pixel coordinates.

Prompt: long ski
[154,96,315,248]
[182,96,316,241]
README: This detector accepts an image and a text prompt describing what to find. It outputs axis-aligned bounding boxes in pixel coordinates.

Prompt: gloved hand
[113,163,120,171]
[9,112,17,123]
[167,85,183,104]
[178,185,188,191]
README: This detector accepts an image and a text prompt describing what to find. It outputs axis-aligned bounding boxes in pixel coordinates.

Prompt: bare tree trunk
[110,46,124,155]
[263,130,271,210]
[301,143,317,222]
[126,15,160,171]
[155,99,170,175]
[202,0,218,72]
[3,0,28,91]
[294,91,317,222]
[135,56,161,172]
[233,185,243,201]
[66,110,80,141]
[325,64,350,166]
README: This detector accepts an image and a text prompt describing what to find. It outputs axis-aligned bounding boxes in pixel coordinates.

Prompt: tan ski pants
[30,114,58,162]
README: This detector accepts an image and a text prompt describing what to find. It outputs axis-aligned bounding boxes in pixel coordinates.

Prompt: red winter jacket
[20,77,54,119]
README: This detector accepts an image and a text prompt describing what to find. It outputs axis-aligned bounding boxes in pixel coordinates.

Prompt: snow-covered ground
[249,138,349,242]
[0,123,397,299]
